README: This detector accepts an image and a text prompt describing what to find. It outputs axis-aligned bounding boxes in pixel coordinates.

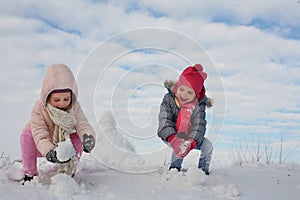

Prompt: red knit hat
[174,64,207,99]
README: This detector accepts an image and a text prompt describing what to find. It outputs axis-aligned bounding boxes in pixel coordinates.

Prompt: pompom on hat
[174,64,207,99]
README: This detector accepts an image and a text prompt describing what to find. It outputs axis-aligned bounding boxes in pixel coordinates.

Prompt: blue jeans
[169,138,213,172]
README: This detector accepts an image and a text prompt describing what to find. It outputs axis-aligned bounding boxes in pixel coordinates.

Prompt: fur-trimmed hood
[164,79,177,92]
[164,79,213,108]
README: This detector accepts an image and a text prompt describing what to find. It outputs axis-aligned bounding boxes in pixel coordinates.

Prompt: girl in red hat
[158,64,213,175]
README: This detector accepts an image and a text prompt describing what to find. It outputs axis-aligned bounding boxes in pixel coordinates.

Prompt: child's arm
[157,93,177,141]
[189,102,207,146]
[30,101,56,156]
[73,102,96,153]
[73,102,96,140]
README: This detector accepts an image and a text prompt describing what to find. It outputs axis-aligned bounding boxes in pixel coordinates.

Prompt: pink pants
[20,127,83,176]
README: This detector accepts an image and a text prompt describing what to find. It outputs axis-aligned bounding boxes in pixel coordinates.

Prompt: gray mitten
[82,134,95,153]
[46,149,70,163]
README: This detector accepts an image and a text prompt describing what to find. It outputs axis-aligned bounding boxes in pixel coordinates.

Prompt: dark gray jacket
[157,80,211,146]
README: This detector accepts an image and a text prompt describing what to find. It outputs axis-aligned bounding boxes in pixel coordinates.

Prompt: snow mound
[5,161,23,181]
[93,111,146,172]
[212,184,240,198]
[97,111,135,152]
[49,173,82,197]
[185,167,208,185]
[161,166,240,199]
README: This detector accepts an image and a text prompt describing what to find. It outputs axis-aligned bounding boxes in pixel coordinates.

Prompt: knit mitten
[46,149,70,163]
[82,134,95,153]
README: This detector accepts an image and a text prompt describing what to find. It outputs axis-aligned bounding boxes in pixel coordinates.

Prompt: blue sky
[0,0,299,165]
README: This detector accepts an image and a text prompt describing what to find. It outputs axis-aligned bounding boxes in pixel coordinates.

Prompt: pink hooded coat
[24,64,95,156]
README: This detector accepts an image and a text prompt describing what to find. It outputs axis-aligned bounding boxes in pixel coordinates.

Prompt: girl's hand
[82,134,95,153]
[168,135,185,157]
[178,139,197,158]
[46,149,71,164]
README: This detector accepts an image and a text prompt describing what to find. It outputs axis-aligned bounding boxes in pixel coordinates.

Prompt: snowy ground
[1,155,300,200]
[1,112,299,200]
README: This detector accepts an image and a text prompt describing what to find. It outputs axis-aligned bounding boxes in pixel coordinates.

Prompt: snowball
[56,139,76,162]
[179,141,191,154]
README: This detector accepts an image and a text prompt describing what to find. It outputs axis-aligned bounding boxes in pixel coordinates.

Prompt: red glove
[177,139,197,158]
[168,135,184,157]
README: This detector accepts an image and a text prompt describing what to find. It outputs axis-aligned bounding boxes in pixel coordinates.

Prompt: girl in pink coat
[20,64,96,183]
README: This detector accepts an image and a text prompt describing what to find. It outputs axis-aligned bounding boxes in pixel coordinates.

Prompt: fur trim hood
[164,80,213,108]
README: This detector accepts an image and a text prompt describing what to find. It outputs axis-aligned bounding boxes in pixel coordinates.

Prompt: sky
[0,0,300,165]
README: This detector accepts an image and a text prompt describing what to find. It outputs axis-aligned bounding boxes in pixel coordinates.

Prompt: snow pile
[212,184,239,198]
[185,167,239,197]
[56,139,76,162]
[161,166,240,199]
[4,161,24,181]
[97,111,135,152]
[49,173,81,197]
[185,167,209,185]
[93,111,146,172]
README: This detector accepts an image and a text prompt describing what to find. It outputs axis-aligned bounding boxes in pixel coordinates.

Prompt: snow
[55,139,76,162]
[49,173,81,197]
[1,112,300,200]
[1,157,300,200]
[179,140,193,155]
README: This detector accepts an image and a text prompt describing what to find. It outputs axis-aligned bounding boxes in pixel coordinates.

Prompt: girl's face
[176,85,196,104]
[48,92,72,110]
